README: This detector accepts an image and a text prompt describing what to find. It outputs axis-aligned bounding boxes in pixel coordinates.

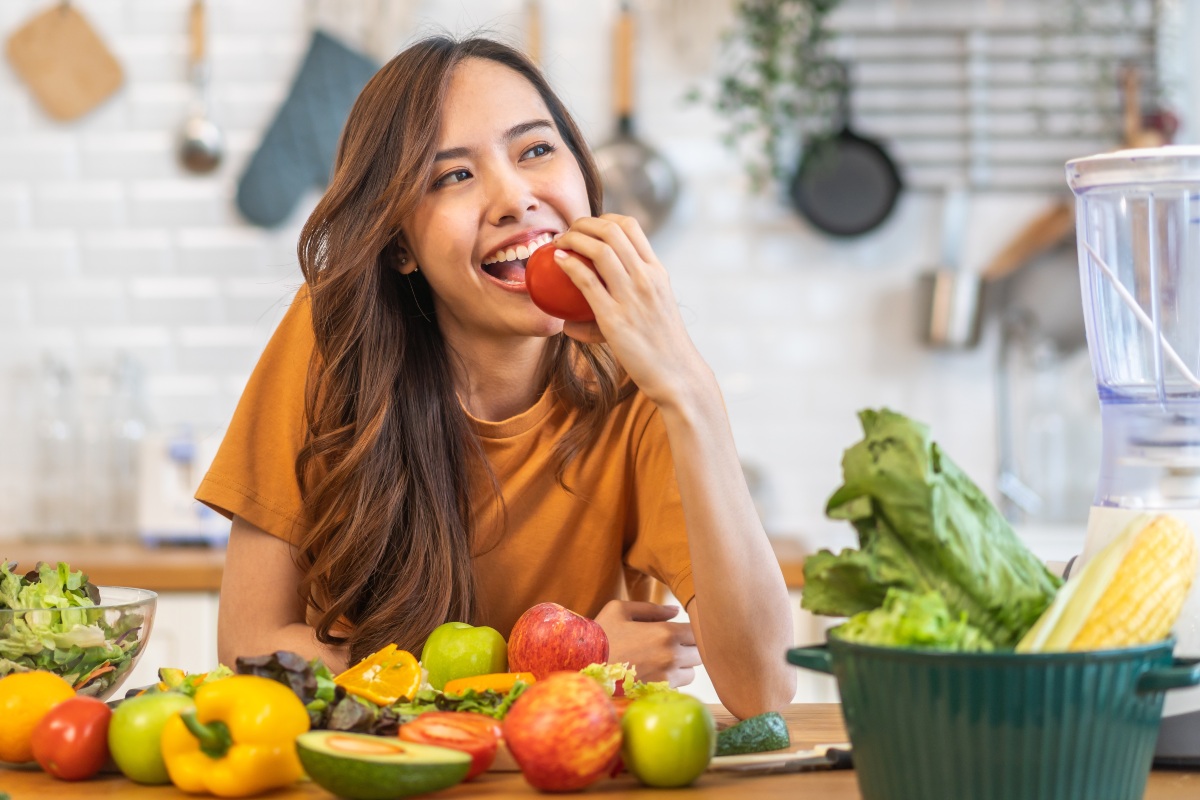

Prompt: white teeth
[483,233,554,265]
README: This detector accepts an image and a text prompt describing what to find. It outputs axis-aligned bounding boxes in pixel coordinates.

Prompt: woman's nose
[485,164,538,224]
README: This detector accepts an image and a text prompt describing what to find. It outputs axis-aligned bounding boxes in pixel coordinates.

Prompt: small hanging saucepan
[789,62,902,237]
[592,2,679,235]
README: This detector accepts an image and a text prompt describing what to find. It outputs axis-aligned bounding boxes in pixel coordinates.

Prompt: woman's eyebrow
[433,119,555,162]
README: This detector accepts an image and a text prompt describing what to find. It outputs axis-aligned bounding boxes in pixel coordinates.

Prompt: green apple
[621,691,716,788]
[107,691,195,784]
[420,621,508,690]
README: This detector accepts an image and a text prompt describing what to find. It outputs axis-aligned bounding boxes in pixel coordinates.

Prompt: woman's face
[404,58,591,341]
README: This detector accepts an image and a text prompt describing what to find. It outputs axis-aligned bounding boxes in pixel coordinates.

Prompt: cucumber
[715,711,791,756]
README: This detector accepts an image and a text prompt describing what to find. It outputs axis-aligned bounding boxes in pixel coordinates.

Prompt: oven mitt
[5,3,123,122]
[236,30,378,228]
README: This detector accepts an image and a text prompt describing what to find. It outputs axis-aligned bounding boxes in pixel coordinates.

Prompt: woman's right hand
[594,600,702,687]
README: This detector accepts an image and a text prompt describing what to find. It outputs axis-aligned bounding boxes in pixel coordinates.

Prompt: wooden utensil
[178,0,223,174]
[525,0,541,66]
[1122,65,1165,150]
[5,2,123,122]
[592,2,679,235]
[981,201,1075,283]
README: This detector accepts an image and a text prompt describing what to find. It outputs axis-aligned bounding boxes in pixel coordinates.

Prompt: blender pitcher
[1068,146,1200,762]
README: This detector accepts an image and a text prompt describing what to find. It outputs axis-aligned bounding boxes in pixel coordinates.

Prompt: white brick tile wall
[82,229,172,274]
[119,39,187,86]
[0,230,78,277]
[33,183,127,229]
[80,132,177,180]
[128,183,227,227]
[209,39,307,86]
[4,328,77,368]
[0,90,35,132]
[0,134,77,180]
[144,372,228,428]
[176,325,270,374]
[224,279,297,327]
[128,277,222,326]
[126,84,193,130]
[33,279,127,327]
[81,326,175,373]
[0,183,32,229]
[175,228,269,275]
[0,283,32,327]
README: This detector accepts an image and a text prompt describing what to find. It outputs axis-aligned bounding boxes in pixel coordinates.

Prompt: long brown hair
[294,37,625,663]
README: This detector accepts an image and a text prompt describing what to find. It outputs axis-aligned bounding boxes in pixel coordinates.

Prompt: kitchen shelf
[2,538,809,596]
[2,541,226,592]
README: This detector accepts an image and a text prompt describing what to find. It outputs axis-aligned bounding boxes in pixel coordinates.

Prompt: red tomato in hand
[31,695,112,781]
[525,245,597,322]
[398,711,501,780]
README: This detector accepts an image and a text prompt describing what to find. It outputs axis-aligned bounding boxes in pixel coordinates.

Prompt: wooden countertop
[1,538,808,594]
[2,704,1196,799]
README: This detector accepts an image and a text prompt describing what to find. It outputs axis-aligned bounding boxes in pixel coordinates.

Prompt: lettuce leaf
[581,661,635,696]
[834,588,994,651]
[803,409,1061,648]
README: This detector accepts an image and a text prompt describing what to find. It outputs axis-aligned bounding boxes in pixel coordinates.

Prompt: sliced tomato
[398,711,500,780]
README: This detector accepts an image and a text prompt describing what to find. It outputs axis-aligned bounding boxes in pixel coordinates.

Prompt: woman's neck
[447,333,551,422]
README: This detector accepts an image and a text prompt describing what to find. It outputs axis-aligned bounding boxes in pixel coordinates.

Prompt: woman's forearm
[217,621,349,673]
[656,369,796,718]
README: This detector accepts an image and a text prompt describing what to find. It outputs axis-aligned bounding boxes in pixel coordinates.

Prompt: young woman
[198,36,793,718]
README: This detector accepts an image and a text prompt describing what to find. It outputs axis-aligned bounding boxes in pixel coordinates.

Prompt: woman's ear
[396,249,419,275]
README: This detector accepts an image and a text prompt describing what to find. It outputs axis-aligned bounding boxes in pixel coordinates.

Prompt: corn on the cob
[1069,515,1197,650]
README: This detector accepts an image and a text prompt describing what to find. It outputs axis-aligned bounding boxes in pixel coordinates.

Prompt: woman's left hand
[553,214,708,410]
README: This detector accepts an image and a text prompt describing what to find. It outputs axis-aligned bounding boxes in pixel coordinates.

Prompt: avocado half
[296,731,471,800]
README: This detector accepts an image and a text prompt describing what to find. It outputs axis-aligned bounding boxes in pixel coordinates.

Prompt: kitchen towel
[236,30,378,228]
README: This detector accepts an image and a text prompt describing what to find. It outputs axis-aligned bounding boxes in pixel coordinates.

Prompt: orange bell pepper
[333,645,422,705]
[442,672,535,697]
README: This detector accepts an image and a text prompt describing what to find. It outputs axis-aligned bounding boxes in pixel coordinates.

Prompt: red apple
[502,672,622,792]
[508,602,609,680]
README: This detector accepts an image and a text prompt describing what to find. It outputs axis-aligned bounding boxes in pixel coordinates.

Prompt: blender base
[1154,709,1200,765]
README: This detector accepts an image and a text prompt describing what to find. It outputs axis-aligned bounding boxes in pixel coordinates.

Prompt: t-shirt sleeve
[194,288,313,545]
[623,405,695,610]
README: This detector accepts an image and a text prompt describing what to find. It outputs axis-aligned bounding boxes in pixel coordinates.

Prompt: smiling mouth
[481,233,553,285]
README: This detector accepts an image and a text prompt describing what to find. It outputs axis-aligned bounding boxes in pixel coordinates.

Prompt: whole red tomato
[31,695,112,781]
[398,711,500,780]
[525,245,597,322]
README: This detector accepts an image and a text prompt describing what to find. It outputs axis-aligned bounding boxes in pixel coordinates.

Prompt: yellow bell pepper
[160,674,310,798]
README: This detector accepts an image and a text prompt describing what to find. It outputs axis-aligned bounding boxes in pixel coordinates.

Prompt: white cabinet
[121,591,220,694]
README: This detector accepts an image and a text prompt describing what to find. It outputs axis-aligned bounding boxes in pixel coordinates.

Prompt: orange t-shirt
[195,290,694,638]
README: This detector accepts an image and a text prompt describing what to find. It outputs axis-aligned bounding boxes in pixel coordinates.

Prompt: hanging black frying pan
[789,63,902,237]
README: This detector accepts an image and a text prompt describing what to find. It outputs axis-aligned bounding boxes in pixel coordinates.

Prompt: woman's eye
[521,143,555,160]
[434,168,472,188]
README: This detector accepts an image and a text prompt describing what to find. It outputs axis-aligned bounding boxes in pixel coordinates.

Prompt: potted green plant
[702,0,845,192]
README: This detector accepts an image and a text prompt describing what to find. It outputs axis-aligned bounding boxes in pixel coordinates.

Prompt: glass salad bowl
[0,585,157,701]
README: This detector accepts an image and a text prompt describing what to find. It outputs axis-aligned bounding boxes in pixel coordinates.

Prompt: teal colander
[789,636,1200,800]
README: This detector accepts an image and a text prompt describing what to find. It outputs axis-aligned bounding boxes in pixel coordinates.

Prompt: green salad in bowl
[0,560,156,700]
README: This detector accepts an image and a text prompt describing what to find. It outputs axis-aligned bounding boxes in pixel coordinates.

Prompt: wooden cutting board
[5,3,123,122]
